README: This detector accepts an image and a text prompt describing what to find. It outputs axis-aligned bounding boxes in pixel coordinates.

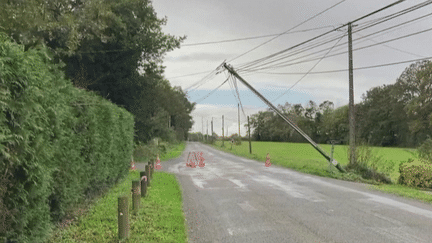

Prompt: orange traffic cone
[155,154,162,170]
[265,153,271,167]
[130,155,136,171]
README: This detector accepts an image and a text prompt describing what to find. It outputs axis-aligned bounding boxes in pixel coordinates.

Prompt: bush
[417,137,432,163]
[398,159,432,188]
[345,142,392,184]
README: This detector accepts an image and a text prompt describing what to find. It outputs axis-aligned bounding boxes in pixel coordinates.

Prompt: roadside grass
[211,141,432,205]
[160,142,186,161]
[48,142,187,242]
[368,184,432,205]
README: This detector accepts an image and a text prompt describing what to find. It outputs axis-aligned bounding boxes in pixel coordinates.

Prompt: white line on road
[237,201,257,211]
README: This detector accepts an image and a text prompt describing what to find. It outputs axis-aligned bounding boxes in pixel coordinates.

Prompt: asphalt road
[150,142,432,243]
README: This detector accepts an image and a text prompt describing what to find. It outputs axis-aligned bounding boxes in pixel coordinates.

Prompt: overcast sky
[151,0,432,137]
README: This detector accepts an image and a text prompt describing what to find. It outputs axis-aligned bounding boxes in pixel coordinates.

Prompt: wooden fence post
[132,180,140,214]
[118,196,129,240]
[151,159,155,175]
[145,165,151,187]
[148,161,153,180]
[140,171,147,197]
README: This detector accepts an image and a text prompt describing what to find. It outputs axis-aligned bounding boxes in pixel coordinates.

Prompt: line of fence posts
[118,158,155,240]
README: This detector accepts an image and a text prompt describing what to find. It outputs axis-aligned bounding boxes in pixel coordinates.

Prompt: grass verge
[48,142,187,242]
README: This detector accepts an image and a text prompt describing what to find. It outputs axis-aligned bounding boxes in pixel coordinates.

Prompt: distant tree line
[248,60,432,148]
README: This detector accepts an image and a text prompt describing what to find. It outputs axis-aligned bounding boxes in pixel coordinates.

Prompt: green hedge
[0,33,135,242]
[398,159,432,189]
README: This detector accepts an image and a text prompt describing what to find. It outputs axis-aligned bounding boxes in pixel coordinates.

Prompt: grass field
[212,140,432,204]
[48,143,188,243]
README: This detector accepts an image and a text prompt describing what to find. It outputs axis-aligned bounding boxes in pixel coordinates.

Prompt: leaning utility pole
[224,63,345,173]
[348,23,356,165]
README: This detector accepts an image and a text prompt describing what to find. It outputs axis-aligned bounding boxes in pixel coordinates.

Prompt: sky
[150,0,432,137]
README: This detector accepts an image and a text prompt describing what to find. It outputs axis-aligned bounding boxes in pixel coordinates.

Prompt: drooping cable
[271,34,346,103]
[193,77,230,104]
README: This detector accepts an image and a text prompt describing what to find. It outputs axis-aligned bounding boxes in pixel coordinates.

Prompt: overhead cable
[235,0,407,71]
[271,34,346,103]
[239,9,432,73]
[193,77,230,103]
[241,25,432,72]
[252,56,432,75]
[228,0,347,63]
[181,26,336,46]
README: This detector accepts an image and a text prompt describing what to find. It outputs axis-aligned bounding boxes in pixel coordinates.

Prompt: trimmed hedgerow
[0,33,134,242]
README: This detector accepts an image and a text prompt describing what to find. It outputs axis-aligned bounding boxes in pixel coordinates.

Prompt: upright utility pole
[227,126,228,140]
[222,115,225,146]
[206,120,208,141]
[211,118,214,140]
[238,103,240,137]
[224,63,345,173]
[248,116,252,154]
[202,117,204,141]
[348,23,356,165]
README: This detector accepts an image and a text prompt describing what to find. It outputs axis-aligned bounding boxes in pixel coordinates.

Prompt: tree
[0,0,191,144]
[355,84,409,147]
[394,60,432,146]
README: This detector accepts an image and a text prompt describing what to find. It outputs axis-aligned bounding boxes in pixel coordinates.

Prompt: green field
[48,143,188,243]
[212,140,432,204]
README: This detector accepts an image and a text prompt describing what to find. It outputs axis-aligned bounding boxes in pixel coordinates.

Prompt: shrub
[345,142,392,184]
[417,137,432,163]
[398,159,432,188]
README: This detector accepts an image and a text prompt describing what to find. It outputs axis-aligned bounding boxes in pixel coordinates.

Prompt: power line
[271,34,346,103]
[167,70,214,79]
[252,56,432,75]
[181,26,336,46]
[228,0,347,63]
[185,70,217,92]
[232,75,247,118]
[355,33,424,58]
[235,0,407,71]
[239,7,432,73]
[193,77,230,103]
[240,25,432,72]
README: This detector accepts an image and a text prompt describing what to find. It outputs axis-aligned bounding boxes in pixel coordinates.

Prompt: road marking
[191,176,206,189]
[226,225,274,236]
[252,175,324,202]
[229,178,246,188]
[237,201,257,211]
